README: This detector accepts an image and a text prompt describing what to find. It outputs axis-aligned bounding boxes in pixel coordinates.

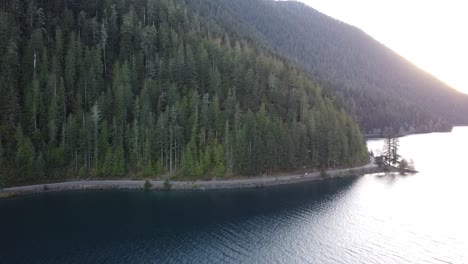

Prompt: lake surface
[1,127,467,263]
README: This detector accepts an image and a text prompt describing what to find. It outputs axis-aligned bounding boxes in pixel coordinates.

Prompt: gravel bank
[1,159,380,196]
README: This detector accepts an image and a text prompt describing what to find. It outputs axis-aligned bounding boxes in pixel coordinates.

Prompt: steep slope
[187,0,468,135]
[0,0,368,186]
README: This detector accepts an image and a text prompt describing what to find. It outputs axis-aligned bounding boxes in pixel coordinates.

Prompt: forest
[187,0,468,135]
[0,0,368,186]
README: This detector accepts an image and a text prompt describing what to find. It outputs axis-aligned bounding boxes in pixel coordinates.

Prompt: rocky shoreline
[0,160,382,197]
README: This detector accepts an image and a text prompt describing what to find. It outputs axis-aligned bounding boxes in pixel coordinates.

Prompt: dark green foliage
[374,156,384,168]
[0,0,368,185]
[398,159,409,173]
[143,180,152,191]
[163,179,172,190]
[382,136,400,166]
[187,0,468,135]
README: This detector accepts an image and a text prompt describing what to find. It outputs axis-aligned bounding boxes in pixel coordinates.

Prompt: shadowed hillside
[187,0,468,135]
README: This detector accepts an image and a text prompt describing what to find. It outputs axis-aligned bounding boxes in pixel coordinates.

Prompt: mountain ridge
[186,0,468,135]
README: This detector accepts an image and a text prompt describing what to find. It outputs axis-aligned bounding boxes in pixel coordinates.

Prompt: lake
[1,127,467,263]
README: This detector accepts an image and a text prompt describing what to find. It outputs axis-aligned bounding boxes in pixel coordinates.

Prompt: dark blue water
[1,127,467,263]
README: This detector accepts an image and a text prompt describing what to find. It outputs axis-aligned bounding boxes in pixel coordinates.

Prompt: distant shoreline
[0,160,382,197]
[364,127,454,139]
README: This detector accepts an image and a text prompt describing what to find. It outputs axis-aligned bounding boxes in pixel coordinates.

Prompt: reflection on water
[1,127,467,263]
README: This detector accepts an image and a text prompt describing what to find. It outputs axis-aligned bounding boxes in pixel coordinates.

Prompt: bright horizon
[299,0,468,95]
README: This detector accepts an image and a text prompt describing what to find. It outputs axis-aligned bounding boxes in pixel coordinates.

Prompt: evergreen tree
[91,101,100,169]
[0,0,368,185]
[390,137,400,166]
[0,136,4,178]
[382,135,400,166]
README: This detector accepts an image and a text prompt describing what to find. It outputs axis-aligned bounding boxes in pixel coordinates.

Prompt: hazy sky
[299,0,468,94]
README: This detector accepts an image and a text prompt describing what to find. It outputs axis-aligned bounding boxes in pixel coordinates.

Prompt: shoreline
[364,127,455,139]
[0,160,382,196]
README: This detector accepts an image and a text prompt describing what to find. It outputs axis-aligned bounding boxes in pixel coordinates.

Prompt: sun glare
[301,0,468,94]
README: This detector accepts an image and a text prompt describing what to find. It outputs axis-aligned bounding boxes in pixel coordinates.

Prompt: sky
[298,0,468,95]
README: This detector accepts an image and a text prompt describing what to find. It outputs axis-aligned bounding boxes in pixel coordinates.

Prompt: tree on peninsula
[377,135,415,173]
[382,135,400,166]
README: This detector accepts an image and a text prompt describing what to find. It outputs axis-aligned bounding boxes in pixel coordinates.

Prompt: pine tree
[382,135,400,166]
[390,137,400,166]
[100,22,108,74]
[0,0,370,184]
[91,101,101,169]
[181,138,200,177]
[15,126,35,180]
[0,136,4,177]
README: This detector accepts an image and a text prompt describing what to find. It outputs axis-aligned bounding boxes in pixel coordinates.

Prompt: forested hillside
[187,0,468,135]
[0,0,368,186]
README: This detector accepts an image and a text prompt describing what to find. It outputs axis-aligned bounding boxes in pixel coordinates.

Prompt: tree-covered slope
[0,0,368,186]
[187,0,468,135]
